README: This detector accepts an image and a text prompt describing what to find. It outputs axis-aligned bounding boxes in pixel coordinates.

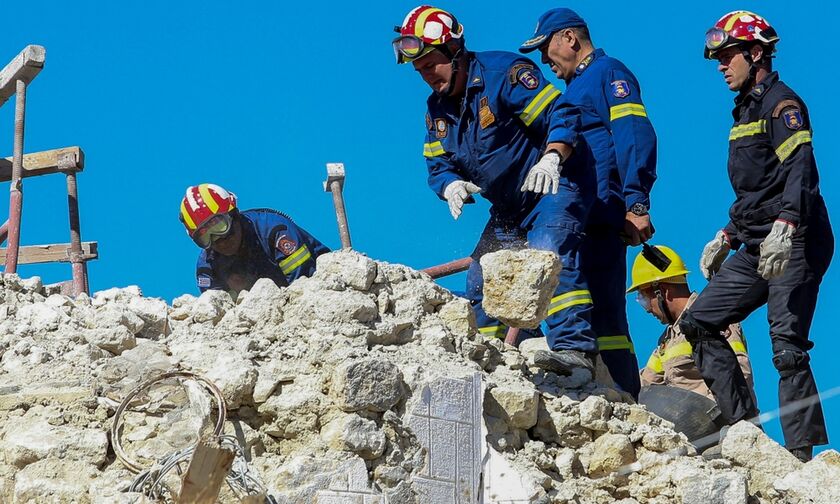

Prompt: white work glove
[758,220,796,280]
[521,151,561,195]
[700,230,731,280]
[443,180,482,220]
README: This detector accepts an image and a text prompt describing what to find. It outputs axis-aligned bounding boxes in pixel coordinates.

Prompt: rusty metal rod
[504,327,521,347]
[421,257,473,279]
[329,180,352,249]
[65,172,87,296]
[5,79,26,274]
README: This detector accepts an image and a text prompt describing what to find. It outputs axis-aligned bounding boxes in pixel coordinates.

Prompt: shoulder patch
[275,234,298,255]
[509,63,539,89]
[782,109,804,130]
[611,80,630,99]
[197,275,211,288]
[425,113,433,131]
[772,99,801,118]
[434,118,448,138]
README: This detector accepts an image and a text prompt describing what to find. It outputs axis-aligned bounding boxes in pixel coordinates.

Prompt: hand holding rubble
[758,220,796,280]
[699,230,731,279]
[521,151,561,195]
[443,180,482,220]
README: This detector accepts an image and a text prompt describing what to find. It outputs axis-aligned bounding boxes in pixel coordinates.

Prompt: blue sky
[4,1,839,452]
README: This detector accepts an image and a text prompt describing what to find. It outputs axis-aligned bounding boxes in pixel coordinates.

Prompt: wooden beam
[0,146,84,182]
[0,241,97,266]
[0,45,45,108]
[177,437,235,504]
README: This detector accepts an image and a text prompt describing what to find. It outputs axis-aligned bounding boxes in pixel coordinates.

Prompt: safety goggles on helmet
[192,213,232,249]
[392,35,435,64]
[704,28,732,54]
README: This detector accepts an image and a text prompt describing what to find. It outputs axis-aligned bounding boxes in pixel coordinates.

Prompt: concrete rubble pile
[0,250,838,503]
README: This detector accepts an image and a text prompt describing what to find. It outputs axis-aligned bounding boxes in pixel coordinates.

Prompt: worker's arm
[423,113,464,201]
[270,219,324,284]
[640,350,665,387]
[768,100,816,227]
[195,254,223,293]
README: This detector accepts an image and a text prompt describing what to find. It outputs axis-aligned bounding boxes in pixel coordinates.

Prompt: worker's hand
[623,213,654,246]
[521,151,561,195]
[758,220,796,280]
[699,230,732,280]
[443,180,482,220]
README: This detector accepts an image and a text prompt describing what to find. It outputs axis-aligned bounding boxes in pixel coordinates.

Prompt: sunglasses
[192,213,233,249]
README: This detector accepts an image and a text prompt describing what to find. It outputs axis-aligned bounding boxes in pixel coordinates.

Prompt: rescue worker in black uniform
[679,11,833,462]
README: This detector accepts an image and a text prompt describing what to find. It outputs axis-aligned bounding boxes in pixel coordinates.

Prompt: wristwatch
[630,203,649,216]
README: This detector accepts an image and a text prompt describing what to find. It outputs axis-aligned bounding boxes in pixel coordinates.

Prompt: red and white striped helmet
[179,183,237,236]
[704,11,779,59]
[393,6,464,64]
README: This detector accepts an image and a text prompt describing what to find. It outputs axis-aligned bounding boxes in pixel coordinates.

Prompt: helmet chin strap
[654,285,676,326]
[739,47,760,92]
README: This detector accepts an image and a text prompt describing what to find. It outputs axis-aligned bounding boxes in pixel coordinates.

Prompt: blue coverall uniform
[551,49,658,398]
[196,208,330,296]
[679,72,833,451]
[423,51,597,353]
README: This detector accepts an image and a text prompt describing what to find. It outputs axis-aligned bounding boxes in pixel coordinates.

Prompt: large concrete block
[479,249,561,329]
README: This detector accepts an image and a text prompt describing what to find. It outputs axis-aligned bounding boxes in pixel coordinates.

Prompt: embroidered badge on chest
[434,118,448,138]
[783,109,803,130]
[275,234,298,255]
[611,80,630,99]
[479,96,496,129]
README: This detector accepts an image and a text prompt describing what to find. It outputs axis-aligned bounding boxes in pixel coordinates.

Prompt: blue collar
[737,71,779,105]
[574,48,604,77]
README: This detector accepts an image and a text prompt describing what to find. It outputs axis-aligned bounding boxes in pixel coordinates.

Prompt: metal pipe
[5,79,26,274]
[65,172,86,296]
[504,327,521,347]
[0,219,8,245]
[329,180,352,249]
[421,257,473,279]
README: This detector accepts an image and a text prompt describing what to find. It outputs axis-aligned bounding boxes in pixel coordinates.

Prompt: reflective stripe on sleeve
[519,84,561,126]
[279,245,312,275]
[423,141,445,158]
[609,103,647,121]
[729,120,767,141]
[547,289,592,316]
[646,353,664,374]
[775,130,812,162]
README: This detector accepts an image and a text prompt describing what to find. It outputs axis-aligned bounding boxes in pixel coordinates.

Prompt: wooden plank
[0,241,97,266]
[0,146,84,182]
[0,45,45,108]
[177,437,235,504]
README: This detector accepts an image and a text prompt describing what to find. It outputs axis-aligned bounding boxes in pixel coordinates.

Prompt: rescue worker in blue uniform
[394,6,600,375]
[679,11,833,462]
[520,8,658,398]
[179,183,330,299]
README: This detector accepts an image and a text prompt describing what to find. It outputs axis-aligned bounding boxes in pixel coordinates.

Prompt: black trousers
[680,210,833,449]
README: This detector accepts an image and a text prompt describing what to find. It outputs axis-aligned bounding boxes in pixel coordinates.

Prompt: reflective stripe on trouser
[466,183,596,353]
[680,209,833,449]
[581,228,641,398]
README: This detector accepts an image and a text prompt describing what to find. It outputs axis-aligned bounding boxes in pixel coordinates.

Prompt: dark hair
[570,26,591,43]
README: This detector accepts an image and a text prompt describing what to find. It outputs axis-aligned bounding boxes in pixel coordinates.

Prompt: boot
[533,349,595,377]
[788,446,813,462]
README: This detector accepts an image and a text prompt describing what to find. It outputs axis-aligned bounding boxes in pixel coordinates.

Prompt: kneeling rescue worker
[179,183,330,299]
[679,11,833,462]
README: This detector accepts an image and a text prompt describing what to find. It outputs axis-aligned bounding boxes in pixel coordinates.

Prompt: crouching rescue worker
[679,11,833,461]
[179,183,330,298]
[394,6,600,377]
[520,7,659,400]
[628,245,754,397]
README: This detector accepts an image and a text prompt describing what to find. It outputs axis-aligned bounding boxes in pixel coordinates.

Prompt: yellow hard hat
[627,245,690,293]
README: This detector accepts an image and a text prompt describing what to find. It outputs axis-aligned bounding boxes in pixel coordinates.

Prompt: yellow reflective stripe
[609,103,647,121]
[597,335,635,353]
[180,201,196,230]
[729,120,767,141]
[279,245,311,274]
[478,325,507,338]
[519,84,561,126]
[661,341,694,364]
[198,184,219,213]
[729,341,747,354]
[423,141,445,158]
[646,353,664,374]
[547,290,593,316]
[775,130,812,162]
